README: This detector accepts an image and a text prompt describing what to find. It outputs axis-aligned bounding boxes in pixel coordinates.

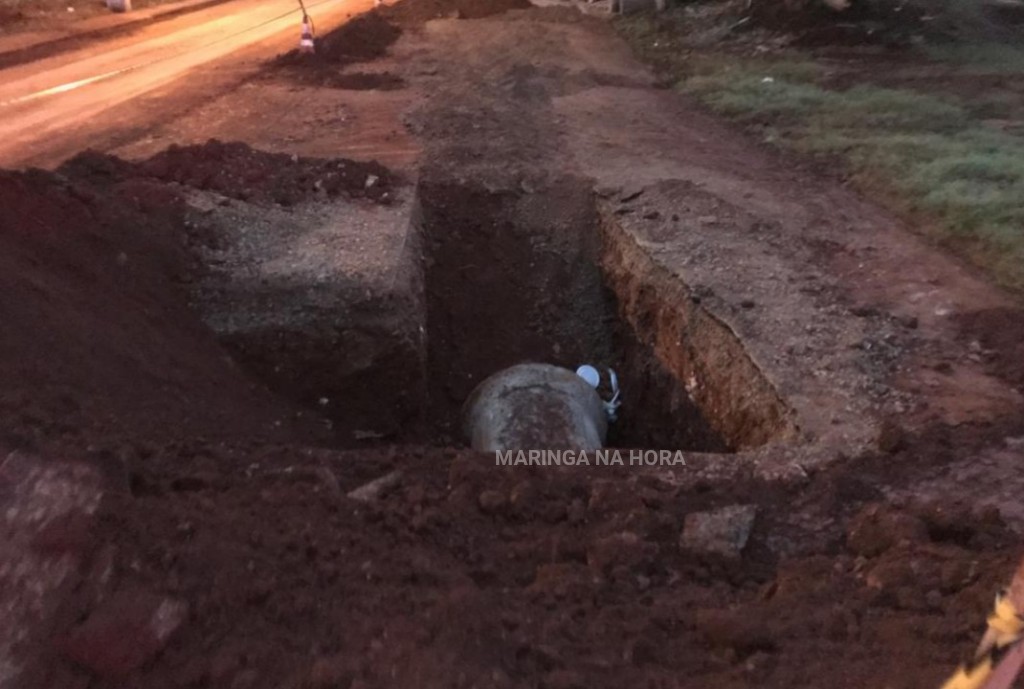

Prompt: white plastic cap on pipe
[577,364,621,422]
[576,364,601,388]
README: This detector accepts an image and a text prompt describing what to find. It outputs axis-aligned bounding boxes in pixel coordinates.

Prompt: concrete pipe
[463,363,608,452]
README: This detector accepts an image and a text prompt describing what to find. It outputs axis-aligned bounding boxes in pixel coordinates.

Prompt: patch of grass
[726,76,1024,287]
[827,85,969,131]
[926,42,1024,72]
[688,74,832,115]
[614,11,698,76]
[615,14,1024,291]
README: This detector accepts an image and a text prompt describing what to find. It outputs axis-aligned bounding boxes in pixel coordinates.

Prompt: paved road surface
[0,0,360,167]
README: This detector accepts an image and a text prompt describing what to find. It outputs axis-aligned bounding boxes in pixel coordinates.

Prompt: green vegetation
[616,12,1024,291]
[927,42,1024,72]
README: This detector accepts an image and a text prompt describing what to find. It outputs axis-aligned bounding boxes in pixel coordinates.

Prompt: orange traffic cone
[299,18,315,53]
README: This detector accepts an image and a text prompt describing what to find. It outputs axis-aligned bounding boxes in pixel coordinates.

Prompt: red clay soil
[325,71,406,90]
[953,308,1024,389]
[11,437,1020,689]
[0,141,396,452]
[4,147,1018,689]
[0,7,26,27]
[0,167,320,448]
[4,3,1024,687]
[269,69,407,91]
[0,140,393,450]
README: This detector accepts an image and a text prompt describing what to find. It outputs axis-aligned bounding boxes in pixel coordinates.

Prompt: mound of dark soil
[275,10,402,66]
[56,148,138,185]
[0,7,26,27]
[270,67,406,90]
[381,0,532,24]
[318,70,406,90]
[138,140,396,204]
[62,140,397,205]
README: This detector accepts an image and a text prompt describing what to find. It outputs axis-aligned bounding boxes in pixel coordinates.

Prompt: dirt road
[0,0,370,167]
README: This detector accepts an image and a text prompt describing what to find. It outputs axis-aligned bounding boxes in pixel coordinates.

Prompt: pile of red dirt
[0,140,401,449]
[0,167,316,447]
[61,141,397,205]
[2,127,1020,689]
[10,439,1018,689]
[0,140,400,449]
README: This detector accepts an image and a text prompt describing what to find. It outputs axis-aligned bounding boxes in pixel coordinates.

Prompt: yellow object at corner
[987,595,1024,644]
[939,592,1023,689]
[941,658,994,689]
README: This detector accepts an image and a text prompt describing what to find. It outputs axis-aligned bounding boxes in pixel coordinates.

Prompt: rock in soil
[680,504,758,558]
[346,470,403,502]
[846,503,929,557]
[59,591,187,680]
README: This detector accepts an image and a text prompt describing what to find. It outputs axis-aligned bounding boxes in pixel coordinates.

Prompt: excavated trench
[415,177,795,451]
[419,178,724,451]
[202,176,796,451]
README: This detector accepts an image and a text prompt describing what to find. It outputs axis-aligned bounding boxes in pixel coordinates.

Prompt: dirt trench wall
[175,168,791,451]
[417,179,614,431]
[416,177,732,451]
[213,260,428,442]
[599,207,800,450]
[185,190,429,444]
